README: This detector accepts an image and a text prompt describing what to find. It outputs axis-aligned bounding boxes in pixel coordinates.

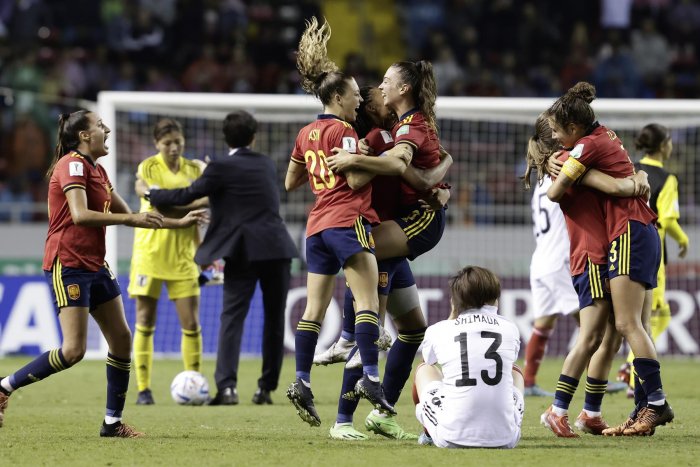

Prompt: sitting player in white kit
[413,265,524,448]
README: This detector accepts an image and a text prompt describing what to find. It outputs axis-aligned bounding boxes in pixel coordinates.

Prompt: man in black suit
[145,110,297,405]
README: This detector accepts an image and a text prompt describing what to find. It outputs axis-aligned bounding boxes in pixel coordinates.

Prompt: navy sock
[633,357,665,403]
[336,348,363,424]
[383,328,425,405]
[341,288,356,342]
[633,371,646,407]
[354,310,380,378]
[295,319,321,382]
[583,376,607,412]
[105,353,131,419]
[553,374,579,411]
[9,349,71,389]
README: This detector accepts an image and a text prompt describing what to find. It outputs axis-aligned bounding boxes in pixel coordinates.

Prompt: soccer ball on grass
[170,370,210,405]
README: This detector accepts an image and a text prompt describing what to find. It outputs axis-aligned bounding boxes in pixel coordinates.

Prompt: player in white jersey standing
[413,266,524,448]
[523,176,580,396]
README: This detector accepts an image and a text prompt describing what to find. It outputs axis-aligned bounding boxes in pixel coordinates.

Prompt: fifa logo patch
[378,272,388,288]
[67,284,81,300]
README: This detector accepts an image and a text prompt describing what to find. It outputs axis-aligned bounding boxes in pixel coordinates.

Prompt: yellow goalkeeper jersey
[130,153,202,280]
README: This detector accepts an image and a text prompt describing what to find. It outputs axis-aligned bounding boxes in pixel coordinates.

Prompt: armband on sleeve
[560,157,587,182]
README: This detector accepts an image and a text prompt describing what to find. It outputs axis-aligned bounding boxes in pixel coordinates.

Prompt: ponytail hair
[48,110,92,178]
[296,17,352,105]
[522,111,558,189]
[635,123,670,155]
[392,60,438,134]
[547,81,596,131]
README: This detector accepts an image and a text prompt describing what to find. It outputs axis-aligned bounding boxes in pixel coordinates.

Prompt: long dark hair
[47,110,92,178]
[392,60,438,134]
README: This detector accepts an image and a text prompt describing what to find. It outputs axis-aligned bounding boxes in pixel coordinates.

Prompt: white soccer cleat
[313,338,354,366]
[376,326,392,351]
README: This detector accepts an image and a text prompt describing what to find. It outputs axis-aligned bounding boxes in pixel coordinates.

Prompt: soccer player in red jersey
[326,86,451,440]
[327,60,447,262]
[284,18,393,427]
[525,111,650,437]
[546,82,674,436]
[0,110,204,437]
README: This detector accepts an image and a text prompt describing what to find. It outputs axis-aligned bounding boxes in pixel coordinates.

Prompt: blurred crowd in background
[1,0,700,222]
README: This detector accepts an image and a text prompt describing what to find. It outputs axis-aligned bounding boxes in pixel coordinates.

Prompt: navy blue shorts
[44,260,121,314]
[377,257,416,296]
[571,259,611,309]
[394,205,446,260]
[608,221,660,289]
[306,218,374,275]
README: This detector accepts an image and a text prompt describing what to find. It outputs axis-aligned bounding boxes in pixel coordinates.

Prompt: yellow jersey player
[128,118,207,405]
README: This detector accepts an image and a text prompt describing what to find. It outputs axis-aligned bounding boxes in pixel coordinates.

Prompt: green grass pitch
[1,356,698,466]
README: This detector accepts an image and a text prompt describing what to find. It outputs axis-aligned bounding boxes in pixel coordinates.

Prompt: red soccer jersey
[365,127,401,221]
[392,110,441,206]
[562,124,657,241]
[43,152,113,271]
[291,115,378,237]
[556,151,609,275]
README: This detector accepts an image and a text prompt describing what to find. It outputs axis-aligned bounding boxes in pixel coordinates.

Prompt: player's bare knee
[61,344,86,365]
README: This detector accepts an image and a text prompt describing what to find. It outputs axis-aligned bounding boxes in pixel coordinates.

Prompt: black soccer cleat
[354,375,396,415]
[136,389,155,405]
[286,378,321,427]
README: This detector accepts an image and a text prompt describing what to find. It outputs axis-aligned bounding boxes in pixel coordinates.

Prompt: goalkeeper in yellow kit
[128,118,208,404]
[619,123,689,396]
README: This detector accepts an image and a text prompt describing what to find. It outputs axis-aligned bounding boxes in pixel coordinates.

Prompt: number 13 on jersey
[304,149,336,190]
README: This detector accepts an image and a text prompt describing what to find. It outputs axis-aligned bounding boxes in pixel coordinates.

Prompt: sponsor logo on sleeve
[380,130,393,144]
[342,136,357,153]
[570,144,585,159]
[69,161,84,176]
[396,125,410,137]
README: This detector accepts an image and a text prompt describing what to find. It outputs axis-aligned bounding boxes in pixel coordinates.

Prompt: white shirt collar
[228,147,246,156]
[459,304,499,316]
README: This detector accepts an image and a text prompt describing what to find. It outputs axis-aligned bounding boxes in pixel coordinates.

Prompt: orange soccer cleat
[575,411,609,435]
[540,405,579,438]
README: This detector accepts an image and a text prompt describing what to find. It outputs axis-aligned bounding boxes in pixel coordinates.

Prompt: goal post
[96,91,700,357]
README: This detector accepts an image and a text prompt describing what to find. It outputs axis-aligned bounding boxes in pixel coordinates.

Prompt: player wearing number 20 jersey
[417,303,522,448]
[291,115,378,238]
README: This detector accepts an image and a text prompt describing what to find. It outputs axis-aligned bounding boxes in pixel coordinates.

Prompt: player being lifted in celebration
[413,266,524,449]
[0,110,205,437]
[129,118,206,405]
[284,17,393,427]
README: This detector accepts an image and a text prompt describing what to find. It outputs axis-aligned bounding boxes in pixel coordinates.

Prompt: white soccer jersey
[420,305,521,447]
[530,177,570,279]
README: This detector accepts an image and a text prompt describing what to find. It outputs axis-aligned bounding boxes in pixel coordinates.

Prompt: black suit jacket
[149,148,298,265]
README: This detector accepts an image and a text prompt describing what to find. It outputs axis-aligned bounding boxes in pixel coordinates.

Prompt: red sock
[524,326,552,387]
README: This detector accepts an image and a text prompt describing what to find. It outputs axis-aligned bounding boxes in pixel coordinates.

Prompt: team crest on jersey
[342,136,357,153]
[69,161,84,176]
[378,272,388,288]
[67,284,80,300]
[396,125,410,137]
[570,144,585,159]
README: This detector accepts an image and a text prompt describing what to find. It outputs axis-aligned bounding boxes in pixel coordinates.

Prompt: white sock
[584,409,601,417]
[1,377,15,394]
[648,399,665,406]
[552,406,567,417]
[367,374,380,383]
[104,416,121,425]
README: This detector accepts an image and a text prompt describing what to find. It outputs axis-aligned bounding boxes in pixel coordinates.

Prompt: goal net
[97,92,700,358]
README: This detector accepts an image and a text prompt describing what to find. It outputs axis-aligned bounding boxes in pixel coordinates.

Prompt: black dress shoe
[208,387,239,405]
[252,388,273,405]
